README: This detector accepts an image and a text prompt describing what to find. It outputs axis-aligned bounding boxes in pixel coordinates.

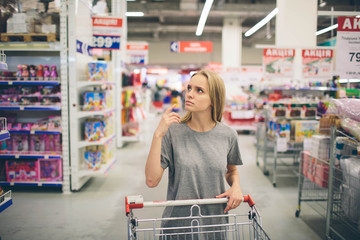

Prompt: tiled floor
[0,114,324,240]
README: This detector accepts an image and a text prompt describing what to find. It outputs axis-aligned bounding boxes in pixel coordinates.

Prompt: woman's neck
[187,113,216,132]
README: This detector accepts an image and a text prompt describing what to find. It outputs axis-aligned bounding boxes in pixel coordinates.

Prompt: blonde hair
[181,69,226,123]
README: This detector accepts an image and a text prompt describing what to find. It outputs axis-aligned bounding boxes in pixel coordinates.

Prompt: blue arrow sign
[170,41,179,52]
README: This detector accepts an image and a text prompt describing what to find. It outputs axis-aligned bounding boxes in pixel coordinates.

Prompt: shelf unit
[67,0,123,191]
[0,1,70,193]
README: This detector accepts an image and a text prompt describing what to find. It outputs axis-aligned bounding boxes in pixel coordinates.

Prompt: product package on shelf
[0,64,58,82]
[87,61,109,81]
[82,91,105,111]
[38,158,62,182]
[5,160,38,182]
[340,118,360,142]
[84,119,105,142]
[319,114,340,135]
[268,119,291,141]
[84,138,114,170]
[302,151,329,188]
[291,120,319,142]
[339,156,360,225]
[310,135,331,160]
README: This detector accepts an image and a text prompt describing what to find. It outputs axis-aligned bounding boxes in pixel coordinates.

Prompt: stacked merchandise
[0,64,58,81]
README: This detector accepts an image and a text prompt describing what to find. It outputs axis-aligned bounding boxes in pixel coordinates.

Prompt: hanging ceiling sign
[92,17,122,50]
[302,49,333,79]
[263,48,295,79]
[335,16,360,79]
[170,41,213,53]
[126,41,149,65]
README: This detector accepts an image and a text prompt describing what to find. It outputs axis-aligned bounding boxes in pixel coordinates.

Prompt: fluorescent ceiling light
[316,24,338,36]
[244,8,279,37]
[196,0,214,36]
[126,12,144,17]
[339,79,360,83]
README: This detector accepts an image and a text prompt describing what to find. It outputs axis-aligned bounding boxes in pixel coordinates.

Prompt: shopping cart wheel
[256,162,259,166]
[295,210,300,218]
[263,170,269,176]
[273,183,276,187]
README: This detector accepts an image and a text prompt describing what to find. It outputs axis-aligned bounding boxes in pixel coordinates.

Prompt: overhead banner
[263,48,295,79]
[126,41,149,65]
[170,41,213,53]
[336,17,360,79]
[302,49,333,79]
[92,17,122,50]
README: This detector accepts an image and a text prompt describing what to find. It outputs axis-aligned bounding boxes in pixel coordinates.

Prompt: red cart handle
[126,194,255,216]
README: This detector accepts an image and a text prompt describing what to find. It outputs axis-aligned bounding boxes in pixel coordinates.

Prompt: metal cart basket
[125,195,270,240]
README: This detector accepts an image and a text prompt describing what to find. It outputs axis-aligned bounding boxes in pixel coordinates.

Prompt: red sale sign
[336,17,360,79]
[302,49,333,79]
[170,41,213,53]
[263,48,295,79]
[92,17,122,36]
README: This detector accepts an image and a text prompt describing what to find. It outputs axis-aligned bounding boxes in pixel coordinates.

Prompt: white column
[222,17,242,68]
[276,0,317,81]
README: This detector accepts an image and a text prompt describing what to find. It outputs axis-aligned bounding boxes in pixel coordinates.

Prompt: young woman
[145,69,243,238]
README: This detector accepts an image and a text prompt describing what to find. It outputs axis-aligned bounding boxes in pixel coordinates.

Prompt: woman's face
[185,74,212,113]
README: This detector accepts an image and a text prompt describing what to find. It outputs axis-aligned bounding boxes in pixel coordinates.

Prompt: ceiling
[126,0,360,46]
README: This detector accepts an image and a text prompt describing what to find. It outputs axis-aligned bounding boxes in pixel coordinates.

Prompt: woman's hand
[216,186,243,213]
[154,105,181,138]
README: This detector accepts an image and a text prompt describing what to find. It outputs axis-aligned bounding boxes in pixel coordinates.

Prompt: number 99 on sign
[92,36,120,49]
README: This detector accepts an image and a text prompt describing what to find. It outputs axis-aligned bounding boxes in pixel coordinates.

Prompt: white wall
[146,40,263,67]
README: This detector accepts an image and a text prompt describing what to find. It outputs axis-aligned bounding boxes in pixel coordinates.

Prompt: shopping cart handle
[125,194,255,215]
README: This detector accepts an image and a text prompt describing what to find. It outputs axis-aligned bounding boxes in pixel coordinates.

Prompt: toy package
[87,61,108,81]
[84,119,104,141]
[30,134,46,153]
[38,158,62,181]
[291,120,319,142]
[12,133,29,152]
[84,147,102,170]
[44,134,62,153]
[82,91,105,111]
[6,160,38,182]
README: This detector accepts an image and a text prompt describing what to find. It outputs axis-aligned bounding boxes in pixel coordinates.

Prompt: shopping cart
[0,190,12,213]
[125,195,270,240]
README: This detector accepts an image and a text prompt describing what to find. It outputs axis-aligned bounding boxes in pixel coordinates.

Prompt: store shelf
[0,80,60,86]
[122,85,142,90]
[0,153,62,159]
[9,130,61,134]
[77,81,115,89]
[0,181,62,187]
[78,134,116,148]
[0,131,10,141]
[266,87,339,91]
[0,42,61,51]
[78,158,117,178]
[122,135,140,142]
[0,105,61,111]
[0,190,12,213]
[77,108,115,119]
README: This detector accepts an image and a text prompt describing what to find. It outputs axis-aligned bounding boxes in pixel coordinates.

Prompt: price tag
[92,35,120,50]
[336,17,360,79]
[15,154,19,159]
[276,137,288,152]
[30,130,35,134]
[19,106,24,111]
[10,182,14,186]
[303,138,312,151]
[8,81,13,85]
[38,182,43,186]
[44,155,49,159]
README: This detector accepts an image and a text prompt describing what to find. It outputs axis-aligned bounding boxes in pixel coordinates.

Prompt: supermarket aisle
[0,114,323,240]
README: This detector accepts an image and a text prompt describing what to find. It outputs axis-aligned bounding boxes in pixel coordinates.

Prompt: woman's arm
[145,105,180,188]
[216,165,243,213]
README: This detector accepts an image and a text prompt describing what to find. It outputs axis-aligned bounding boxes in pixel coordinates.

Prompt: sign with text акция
[263,48,295,80]
[92,17,122,50]
[336,17,360,79]
[302,49,333,80]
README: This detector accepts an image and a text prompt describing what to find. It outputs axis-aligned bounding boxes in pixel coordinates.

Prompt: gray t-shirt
[160,121,242,238]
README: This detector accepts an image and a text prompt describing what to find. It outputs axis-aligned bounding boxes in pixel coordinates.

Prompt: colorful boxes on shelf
[5,159,62,182]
